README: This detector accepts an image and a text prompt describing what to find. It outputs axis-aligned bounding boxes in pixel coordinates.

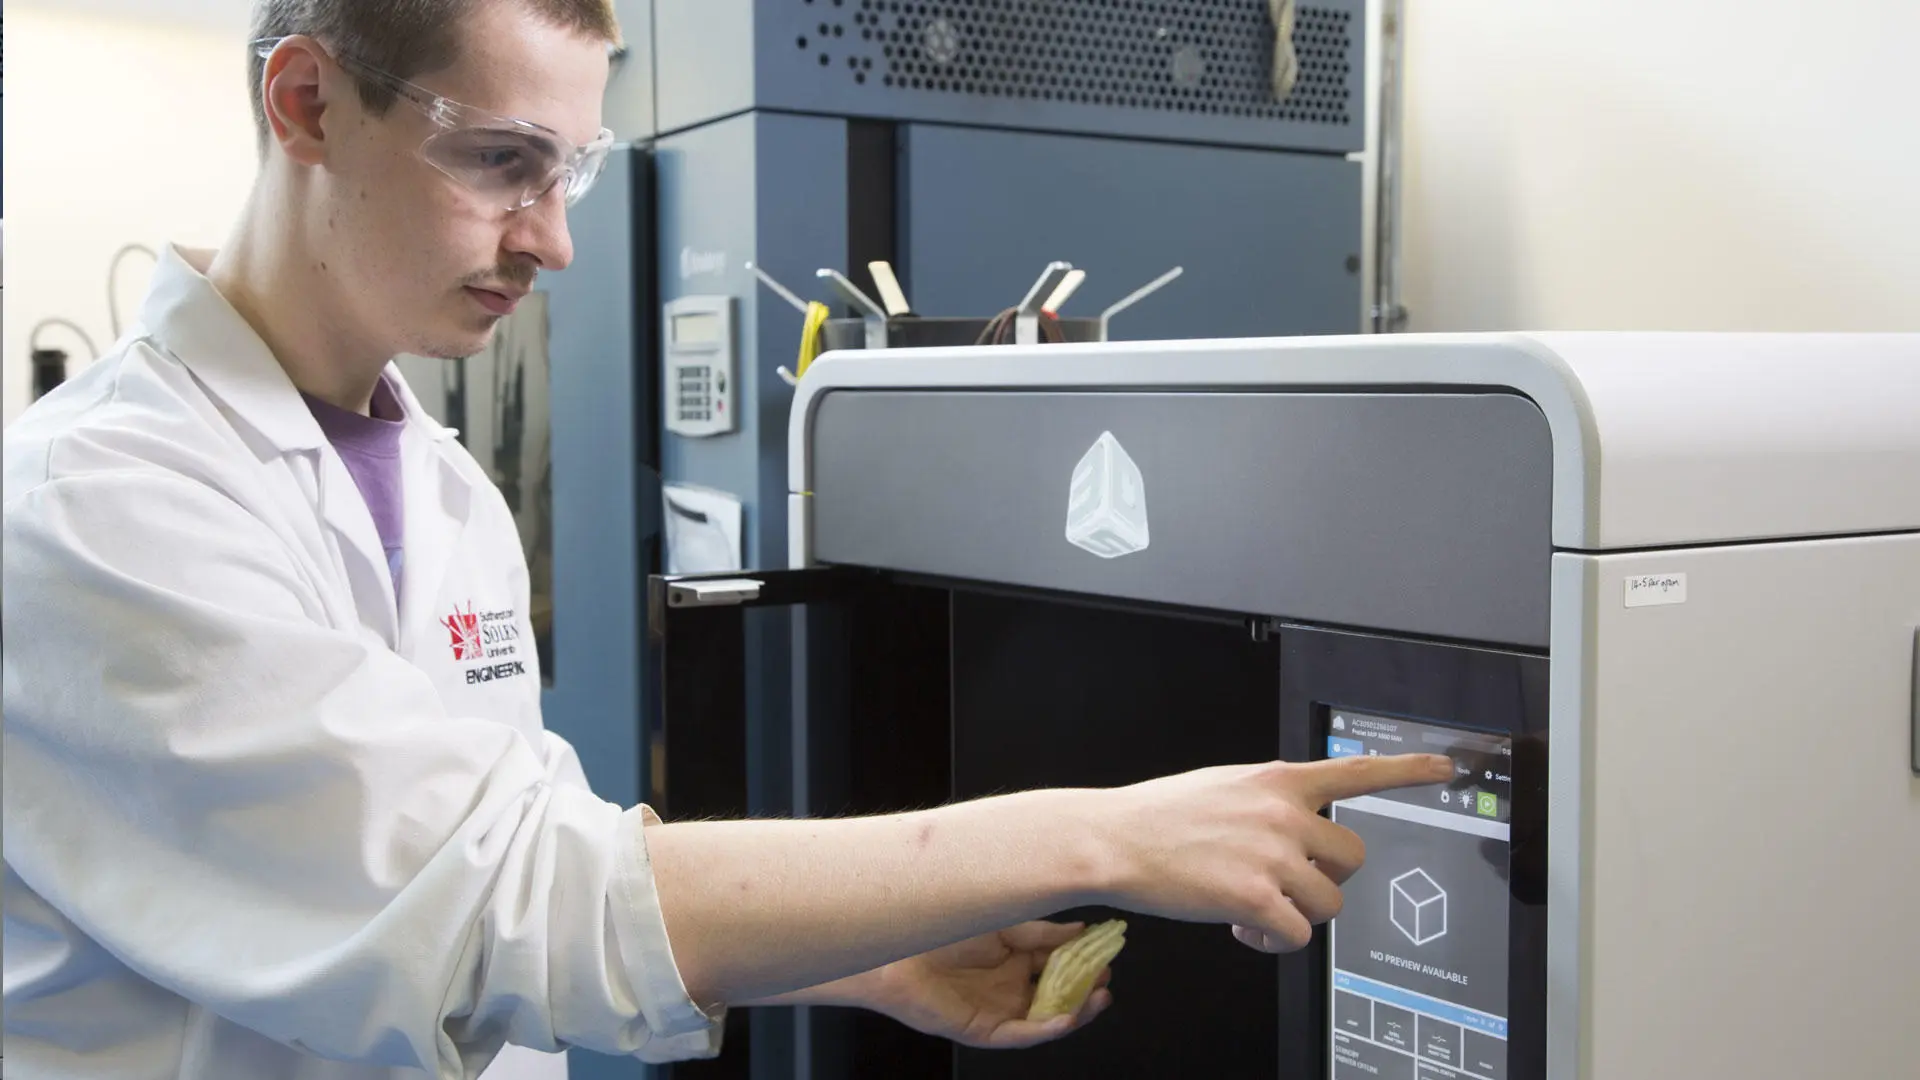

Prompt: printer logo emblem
[678,246,728,281]
[1066,431,1150,560]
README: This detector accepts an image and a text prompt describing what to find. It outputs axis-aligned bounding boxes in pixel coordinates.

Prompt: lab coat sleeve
[1,470,726,1075]
[542,727,596,791]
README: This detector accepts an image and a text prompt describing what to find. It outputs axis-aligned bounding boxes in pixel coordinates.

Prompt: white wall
[1399,0,1920,333]
[4,4,259,425]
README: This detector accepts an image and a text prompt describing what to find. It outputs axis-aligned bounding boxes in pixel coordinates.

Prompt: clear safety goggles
[252,37,614,211]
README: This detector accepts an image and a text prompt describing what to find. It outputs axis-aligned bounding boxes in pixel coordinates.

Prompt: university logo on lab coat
[444,602,485,660]
[444,602,530,683]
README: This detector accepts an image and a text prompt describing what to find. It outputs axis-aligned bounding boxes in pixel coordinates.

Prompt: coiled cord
[972,308,1069,347]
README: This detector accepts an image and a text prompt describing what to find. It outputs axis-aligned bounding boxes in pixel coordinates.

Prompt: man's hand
[865,921,1113,1049]
[1092,753,1455,954]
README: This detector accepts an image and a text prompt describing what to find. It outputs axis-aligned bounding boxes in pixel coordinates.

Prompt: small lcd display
[671,311,721,346]
[1326,709,1513,1080]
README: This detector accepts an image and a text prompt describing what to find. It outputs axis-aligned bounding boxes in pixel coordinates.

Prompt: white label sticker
[1624,573,1688,608]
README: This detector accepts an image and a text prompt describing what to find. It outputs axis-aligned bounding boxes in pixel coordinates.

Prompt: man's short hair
[247,0,622,151]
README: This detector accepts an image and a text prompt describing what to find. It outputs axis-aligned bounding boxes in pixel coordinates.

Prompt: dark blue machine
[515,3,1373,1078]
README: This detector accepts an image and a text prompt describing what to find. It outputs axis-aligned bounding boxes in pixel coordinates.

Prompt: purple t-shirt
[303,376,407,601]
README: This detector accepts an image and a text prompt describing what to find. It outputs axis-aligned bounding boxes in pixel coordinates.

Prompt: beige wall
[1398,0,1920,333]
[4,5,258,424]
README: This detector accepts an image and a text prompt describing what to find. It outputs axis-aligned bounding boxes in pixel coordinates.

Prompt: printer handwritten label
[1624,573,1687,608]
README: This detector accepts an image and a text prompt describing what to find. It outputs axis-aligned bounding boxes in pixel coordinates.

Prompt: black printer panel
[801,585,1549,1080]
[949,591,1284,1078]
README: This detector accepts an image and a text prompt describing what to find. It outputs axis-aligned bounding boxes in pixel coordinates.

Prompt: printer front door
[646,571,1550,1080]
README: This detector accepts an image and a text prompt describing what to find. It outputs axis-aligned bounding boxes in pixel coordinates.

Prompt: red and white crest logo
[442,603,483,661]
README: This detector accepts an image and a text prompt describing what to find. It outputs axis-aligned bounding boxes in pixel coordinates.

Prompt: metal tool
[1099,266,1184,340]
[867,260,913,317]
[817,268,890,349]
[746,261,809,315]
[1015,262,1075,346]
[1043,268,1088,315]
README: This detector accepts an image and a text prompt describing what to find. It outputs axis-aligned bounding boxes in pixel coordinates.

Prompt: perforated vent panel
[790,1,1354,127]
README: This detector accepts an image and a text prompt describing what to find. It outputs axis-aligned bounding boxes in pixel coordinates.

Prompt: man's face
[320,2,609,360]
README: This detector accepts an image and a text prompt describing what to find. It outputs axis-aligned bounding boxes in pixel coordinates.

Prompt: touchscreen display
[1326,709,1512,1080]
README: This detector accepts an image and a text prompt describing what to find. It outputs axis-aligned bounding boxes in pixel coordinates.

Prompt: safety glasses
[252,37,614,211]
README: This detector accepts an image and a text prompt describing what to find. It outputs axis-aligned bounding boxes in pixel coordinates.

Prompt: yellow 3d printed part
[1027,919,1127,1022]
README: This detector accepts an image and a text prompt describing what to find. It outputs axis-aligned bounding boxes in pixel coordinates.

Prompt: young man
[0,1,1452,1077]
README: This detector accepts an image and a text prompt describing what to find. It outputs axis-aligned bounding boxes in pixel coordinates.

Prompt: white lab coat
[2,246,726,1079]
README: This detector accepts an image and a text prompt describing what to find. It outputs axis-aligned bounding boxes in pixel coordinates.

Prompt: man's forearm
[646,787,1110,1010]
[737,968,883,1010]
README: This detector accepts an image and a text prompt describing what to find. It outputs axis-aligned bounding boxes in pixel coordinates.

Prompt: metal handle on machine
[665,578,765,608]
[817,269,890,350]
[747,261,809,314]
[750,262,813,386]
[1015,262,1074,346]
[1910,627,1918,776]
[1099,266,1184,340]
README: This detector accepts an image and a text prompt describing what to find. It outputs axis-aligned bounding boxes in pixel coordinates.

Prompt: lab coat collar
[143,243,478,651]
[382,365,463,447]
[380,355,475,652]
[393,383,477,656]
[140,244,328,457]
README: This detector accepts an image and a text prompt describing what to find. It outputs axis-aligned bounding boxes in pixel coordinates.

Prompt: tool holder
[818,314,1103,352]
[752,260,1182,377]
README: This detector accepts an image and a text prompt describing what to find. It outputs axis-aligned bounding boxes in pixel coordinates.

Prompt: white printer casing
[785,332,1920,1079]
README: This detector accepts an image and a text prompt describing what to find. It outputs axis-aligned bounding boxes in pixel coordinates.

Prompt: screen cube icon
[1390,868,1448,947]
[1065,431,1150,559]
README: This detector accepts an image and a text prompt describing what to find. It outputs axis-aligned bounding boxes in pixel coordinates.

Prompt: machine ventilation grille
[794,1,1354,126]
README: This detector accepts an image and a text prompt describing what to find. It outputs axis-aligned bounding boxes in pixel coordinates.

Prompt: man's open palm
[874,921,1114,1049]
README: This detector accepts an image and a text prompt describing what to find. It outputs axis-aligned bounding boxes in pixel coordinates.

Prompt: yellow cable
[795,301,831,378]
